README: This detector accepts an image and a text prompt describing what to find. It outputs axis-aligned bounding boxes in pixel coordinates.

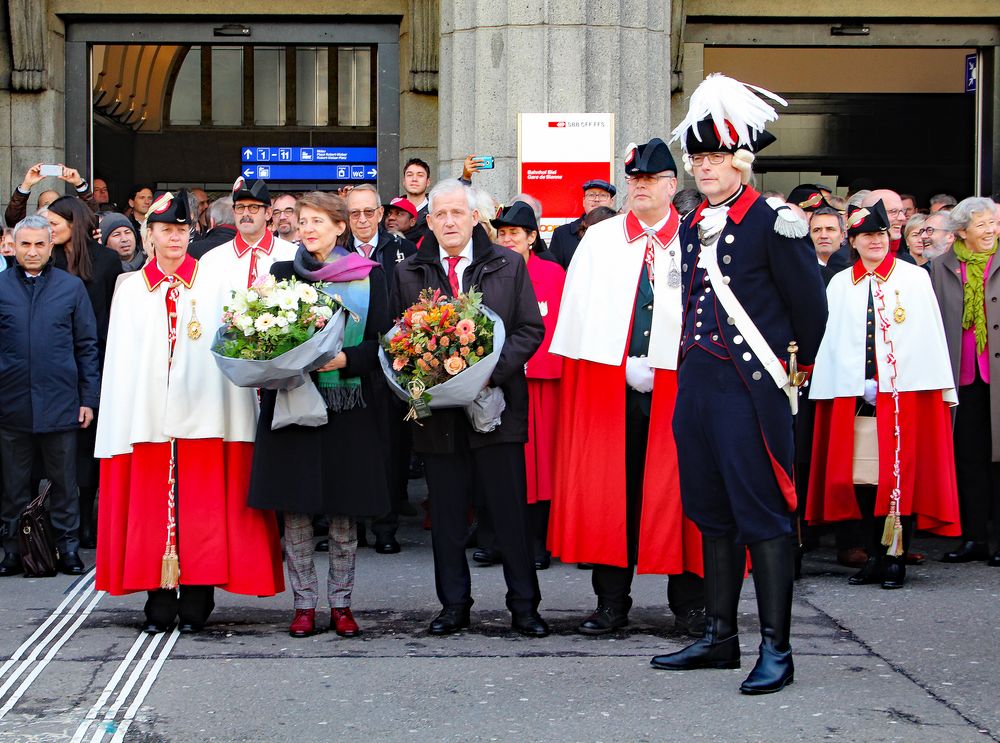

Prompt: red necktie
[360,244,373,258]
[445,255,462,296]
[248,249,260,288]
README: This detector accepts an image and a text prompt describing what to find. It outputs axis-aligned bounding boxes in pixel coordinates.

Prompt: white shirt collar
[440,239,474,291]
[638,213,670,232]
[354,234,379,251]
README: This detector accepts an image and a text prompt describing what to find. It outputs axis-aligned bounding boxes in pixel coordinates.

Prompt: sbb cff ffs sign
[518,113,615,240]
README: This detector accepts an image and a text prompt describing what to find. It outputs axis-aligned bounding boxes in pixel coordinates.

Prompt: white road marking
[0,571,95,683]
[0,587,103,719]
[69,632,150,743]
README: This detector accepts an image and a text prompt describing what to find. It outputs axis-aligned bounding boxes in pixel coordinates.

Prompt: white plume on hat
[670,73,787,152]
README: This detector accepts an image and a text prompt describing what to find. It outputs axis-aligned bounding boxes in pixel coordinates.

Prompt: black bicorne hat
[232,177,271,205]
[624,138,677,176]
[788,184,832,212]
[490,201,538,232]
[846,200,891,237]
[146,189,193,225]
[581,179,617,197]
[683,118,776,156]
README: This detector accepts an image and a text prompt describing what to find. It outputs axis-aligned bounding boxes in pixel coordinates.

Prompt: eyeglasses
[625,174,674,185]
[689,153,729,167]
[583,193,613,202]
[349,208,379,220]
[913,227,938,237]
[233,204,265,215]
[273,208,296,217]
[885,208,905,217]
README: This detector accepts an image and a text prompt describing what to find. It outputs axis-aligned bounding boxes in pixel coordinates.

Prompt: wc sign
[966,53,977,93]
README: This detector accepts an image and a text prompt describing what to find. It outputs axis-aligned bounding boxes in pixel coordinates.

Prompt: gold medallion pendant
[893,290,906,324]
[187,299,203,340]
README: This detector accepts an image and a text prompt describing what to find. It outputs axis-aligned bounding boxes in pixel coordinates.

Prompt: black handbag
[18,482,59,577]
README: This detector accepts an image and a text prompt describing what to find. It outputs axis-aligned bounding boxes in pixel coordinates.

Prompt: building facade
[0,1,996,217]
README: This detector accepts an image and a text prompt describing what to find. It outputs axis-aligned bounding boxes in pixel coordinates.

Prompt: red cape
[97,440,285,596]
[807,391,960,536]
[548,358,702,575]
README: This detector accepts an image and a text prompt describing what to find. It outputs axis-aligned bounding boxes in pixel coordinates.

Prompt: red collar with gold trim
[233,229,275,258]
[623,207,680,245]
[851,253,895,285]
[689,186,759,227]
[143,254,198,291]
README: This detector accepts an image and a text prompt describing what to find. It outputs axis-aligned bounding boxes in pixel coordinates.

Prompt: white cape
[809,259,957,404]
[94,268,259,458]
[550,214,682,370]
[198,235,298,297]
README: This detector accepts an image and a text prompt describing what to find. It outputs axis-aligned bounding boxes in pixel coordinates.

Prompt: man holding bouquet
[391,179,548,637]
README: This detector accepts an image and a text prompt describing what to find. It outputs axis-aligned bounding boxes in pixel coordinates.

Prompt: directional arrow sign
[366,167,378,178]
[243,167,255,178]
[243,148,254,160]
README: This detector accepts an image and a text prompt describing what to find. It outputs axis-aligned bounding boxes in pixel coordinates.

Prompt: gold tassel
[160,546,179,589]
[880,515,904,557]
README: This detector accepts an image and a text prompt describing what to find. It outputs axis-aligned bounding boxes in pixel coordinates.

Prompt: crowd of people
[0,73,998,697]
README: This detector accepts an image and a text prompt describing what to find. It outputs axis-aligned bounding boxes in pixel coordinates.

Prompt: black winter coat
[52,239,122,361]
[547,215,584,269]
[247,261,392,518]
[391,225,544,454]
[0,264,101,433]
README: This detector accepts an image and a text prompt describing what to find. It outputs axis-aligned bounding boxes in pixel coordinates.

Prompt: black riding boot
[740,535,795,694]
[651,535,743,670]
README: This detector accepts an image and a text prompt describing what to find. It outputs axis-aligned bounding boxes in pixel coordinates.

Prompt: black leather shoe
[429,607,470,635]
[942,541,989,563]
[651,635,741,670]
[577,605,628,635]
[989,550,1000,567]
[178,623,202,634]
[0,553,23,577]
[847,556,883,585]
[315,539,329,552]
[512,612,550,637]
[739,639,794,694]
[880,557,906,589]
[674,608,706,638]
[58,552,86,576]
[374,537,401,555]
[533,552,551,570]
[472,548,501,566]
[142,621,171,634]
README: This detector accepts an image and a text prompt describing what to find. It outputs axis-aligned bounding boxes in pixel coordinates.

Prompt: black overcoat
[247,261,392,517]
[390,225,544,455]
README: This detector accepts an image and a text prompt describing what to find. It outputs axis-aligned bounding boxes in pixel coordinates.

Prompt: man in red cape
[95,190,283,634]
[549,138,704,636]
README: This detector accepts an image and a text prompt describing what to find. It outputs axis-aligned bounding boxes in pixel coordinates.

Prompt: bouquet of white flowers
[211,274,349,429]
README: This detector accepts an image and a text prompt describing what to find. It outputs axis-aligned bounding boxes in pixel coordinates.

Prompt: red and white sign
[518,113,615,241]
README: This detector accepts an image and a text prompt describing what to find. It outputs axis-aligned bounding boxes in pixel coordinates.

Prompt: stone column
[438,1,671,203]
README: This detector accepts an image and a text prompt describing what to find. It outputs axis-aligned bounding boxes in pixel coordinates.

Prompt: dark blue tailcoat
[674,187,828,541]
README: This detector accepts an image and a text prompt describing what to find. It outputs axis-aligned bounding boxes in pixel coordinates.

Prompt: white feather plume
[671,73,787,151]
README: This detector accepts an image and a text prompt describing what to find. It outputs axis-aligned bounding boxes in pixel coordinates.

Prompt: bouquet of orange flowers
[380,288,506,423]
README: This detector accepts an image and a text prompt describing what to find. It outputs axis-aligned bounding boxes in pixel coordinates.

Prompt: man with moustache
[271,193,300,244]
[549,139,704,637]
[650,74,827,695]
[199,179,296,294]
[346,184,416,554]
[920,211,957,260]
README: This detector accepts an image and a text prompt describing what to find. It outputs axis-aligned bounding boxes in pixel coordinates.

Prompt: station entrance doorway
[64,20,400,208]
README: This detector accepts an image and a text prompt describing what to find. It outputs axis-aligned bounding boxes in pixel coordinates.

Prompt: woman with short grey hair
[929,196,1000,566]
[902,213,929,267]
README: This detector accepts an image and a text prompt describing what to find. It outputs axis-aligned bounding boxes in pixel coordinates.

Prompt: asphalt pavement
[0,487,998,743]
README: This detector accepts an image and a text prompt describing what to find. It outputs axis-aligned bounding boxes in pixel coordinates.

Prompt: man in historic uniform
[548,138,704,636]
[199,178,297,293]
[650,74,828,695]
[95,190,284,634]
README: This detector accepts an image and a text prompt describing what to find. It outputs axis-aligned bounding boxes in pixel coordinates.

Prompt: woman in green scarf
[248,191,392,638]
[930,196,1000,566]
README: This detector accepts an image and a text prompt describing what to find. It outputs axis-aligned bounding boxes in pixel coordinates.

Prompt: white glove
[863,378,878,406]
[625,356,655,394]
